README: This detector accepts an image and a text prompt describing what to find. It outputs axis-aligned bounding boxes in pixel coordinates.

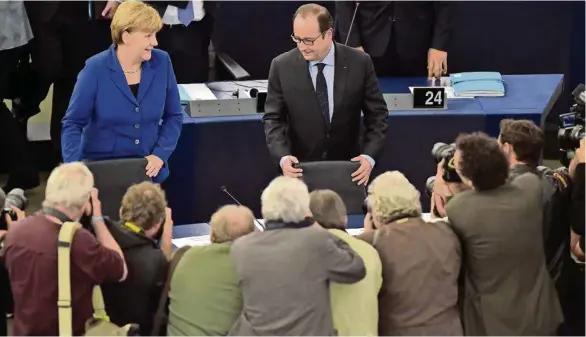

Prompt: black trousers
[0,45,39,189]
[23,4,111,160]
[157,15,214,84]
[371,34,429,77]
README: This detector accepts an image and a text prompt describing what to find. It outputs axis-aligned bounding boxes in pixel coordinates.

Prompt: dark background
[213,1,585,158]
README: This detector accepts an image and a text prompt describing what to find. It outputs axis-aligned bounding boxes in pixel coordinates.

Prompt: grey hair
[367,171,422,224]
[261,176,309,223]
[43,162,94,212]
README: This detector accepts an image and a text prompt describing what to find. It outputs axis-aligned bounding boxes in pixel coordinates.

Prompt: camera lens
[425,176,436,198]
[431,142,456,163]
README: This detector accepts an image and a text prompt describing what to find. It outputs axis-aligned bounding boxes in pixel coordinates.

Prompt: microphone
[220,186,265,230]
[344,2,360,46]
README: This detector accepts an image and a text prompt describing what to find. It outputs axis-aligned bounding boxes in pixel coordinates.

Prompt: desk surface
[173,214,367,238]
[180,74,562,124]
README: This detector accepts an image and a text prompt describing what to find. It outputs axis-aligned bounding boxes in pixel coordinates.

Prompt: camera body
[431,142,462,183]
[0,189,28,230]
[558,84,585,166]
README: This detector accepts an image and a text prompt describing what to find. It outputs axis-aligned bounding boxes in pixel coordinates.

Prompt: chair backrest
[297,161,367,215]
[84,158,151,220]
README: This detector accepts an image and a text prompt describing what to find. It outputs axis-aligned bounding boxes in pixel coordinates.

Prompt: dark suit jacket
[446,174,563,336]
[263,43,388,164]
[335,1,451,58]
[61,45,183,183]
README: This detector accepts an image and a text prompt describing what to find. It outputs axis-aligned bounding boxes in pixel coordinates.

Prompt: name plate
[412,87,447,109]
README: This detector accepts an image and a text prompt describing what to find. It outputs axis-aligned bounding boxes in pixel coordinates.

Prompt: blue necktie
[178,1,194,26]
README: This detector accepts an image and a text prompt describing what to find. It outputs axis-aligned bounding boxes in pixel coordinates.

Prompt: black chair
[297,161,367,215]
[84,158,151,221]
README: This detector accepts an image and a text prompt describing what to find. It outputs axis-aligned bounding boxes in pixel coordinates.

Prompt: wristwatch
[91,216,104,225]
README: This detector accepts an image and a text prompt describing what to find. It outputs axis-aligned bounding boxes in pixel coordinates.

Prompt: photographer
[445,132,562,336]
[101,181,173,336]
[358,171,462,336]
[498,119,584,335]
[1,162,127,336]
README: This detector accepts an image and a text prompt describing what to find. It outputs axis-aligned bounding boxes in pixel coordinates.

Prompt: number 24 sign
[412,87,447,109]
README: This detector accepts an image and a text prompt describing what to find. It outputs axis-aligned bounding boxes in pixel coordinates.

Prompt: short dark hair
[456,132,509,191]
[499,119,544,166]
[293,3,334,33]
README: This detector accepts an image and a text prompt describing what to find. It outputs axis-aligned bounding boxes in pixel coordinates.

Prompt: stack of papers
[178,83,217,101]
[450,72,505,97]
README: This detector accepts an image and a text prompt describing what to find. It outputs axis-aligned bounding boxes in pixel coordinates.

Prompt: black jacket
[335,1,451,58]
[100,219,169,336]
[263,43,388,164]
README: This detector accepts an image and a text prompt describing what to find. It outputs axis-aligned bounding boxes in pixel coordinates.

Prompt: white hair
[261,176,309,223]
[44,162,94,211]
[367,171,422,224]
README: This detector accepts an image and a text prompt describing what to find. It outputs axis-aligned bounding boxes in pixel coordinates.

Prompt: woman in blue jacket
[61,1,183,183]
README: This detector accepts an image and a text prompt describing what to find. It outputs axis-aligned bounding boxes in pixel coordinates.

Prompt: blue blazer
[62,45,183,183]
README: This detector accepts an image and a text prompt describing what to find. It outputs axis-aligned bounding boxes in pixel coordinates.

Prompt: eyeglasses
[291,30,329,46]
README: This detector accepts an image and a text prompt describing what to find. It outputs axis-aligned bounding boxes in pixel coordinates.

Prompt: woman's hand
[145,155,164,178]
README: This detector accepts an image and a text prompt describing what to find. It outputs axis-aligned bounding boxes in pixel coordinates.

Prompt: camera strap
[42,207,74,224]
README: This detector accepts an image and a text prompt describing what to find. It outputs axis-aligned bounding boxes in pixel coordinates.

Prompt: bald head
[210,205,256,243]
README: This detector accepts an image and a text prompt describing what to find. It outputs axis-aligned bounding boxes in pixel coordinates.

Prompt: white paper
[172,235,211,248]
[179,83,217,101]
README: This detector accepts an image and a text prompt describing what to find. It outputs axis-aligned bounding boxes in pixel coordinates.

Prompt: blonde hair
[44,162,94,211]
[261,176,309,223]
[120,182,167,230]
[110,1,162,45]
[367,171,422,224]
[210,205,255,243]
[309,190,347,230]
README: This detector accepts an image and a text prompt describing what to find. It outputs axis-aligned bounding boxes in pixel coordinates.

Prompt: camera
[425,176,436,198]
[431,142,462,183]
[558,84,585,166]
[0,188,28,230]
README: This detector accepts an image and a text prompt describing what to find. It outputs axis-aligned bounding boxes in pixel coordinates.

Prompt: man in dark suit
[263,3,388,186]
[335,1,451,78]
[147,0,216,84]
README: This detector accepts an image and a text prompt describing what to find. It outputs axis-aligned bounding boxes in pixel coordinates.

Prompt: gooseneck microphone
[220,186,265,230]
[344,2,361,46]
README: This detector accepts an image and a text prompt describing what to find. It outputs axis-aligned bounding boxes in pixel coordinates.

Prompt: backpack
[57,221,139,336]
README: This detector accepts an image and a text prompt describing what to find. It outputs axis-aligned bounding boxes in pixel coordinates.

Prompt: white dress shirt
[162,0,205,25]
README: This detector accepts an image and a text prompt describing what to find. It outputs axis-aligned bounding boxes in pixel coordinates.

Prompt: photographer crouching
[435,132,562,335]
[1,162,128,336]
[101,181,173,336]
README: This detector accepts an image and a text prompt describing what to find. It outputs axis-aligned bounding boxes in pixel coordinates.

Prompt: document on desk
[172,235,210,248]
[178,83,217,101]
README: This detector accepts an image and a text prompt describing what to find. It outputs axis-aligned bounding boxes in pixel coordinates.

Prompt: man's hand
[2,205,25,231]
[430,192,447,218]
[569,138,585,176]
[164,207,174,230]
[363,212,374,232]
[355,46,365,52]
[351,156,372,185]
[101,0,119,19]
[427,48,448,79]
[281,156,303,178]
[90,188,103,217]
[145,155,164,178]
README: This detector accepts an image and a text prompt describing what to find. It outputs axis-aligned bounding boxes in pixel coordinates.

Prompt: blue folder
[450,72,506,97]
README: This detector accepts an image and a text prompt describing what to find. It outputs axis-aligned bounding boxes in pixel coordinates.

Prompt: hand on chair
[351,156,372,186]
[145,155,164,178]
